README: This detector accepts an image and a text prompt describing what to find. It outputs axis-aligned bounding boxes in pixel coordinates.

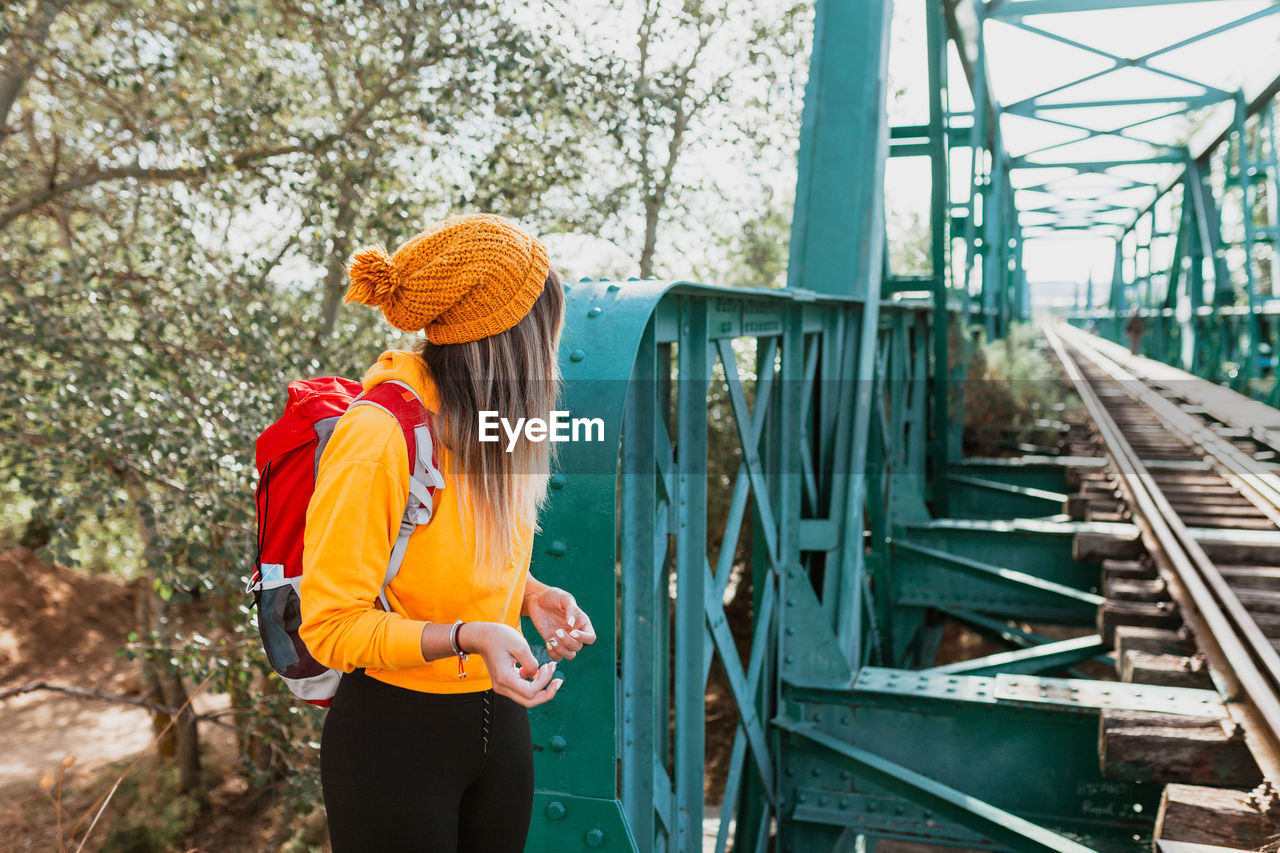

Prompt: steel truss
[517,1,1276,851]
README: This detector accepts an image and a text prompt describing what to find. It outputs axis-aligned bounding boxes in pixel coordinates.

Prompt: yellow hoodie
[299,350,531,693]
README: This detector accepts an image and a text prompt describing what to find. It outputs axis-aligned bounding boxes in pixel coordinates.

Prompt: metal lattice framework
[1034,1,1280,395]
[515,2,1280,851]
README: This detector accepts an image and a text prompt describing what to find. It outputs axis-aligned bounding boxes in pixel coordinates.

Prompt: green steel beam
[1005,94,1224,116]
[787,0,890,301]
[1010,155,1184,169]
[926,634,1109,676]
[776,718,1097,853]
[989,0,1263,16]
[892,539,1105,608]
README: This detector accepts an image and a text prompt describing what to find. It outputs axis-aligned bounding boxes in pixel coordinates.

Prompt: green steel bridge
[521,1,1280,851]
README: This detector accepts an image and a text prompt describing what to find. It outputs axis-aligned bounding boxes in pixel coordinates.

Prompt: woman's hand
[524,585,597,661]
[458,622,561,708]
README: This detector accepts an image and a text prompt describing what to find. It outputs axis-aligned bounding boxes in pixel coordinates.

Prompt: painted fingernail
[555,629,567,639]
[568,614,577,627]
[548,637,558,647]
[569,630,581,639]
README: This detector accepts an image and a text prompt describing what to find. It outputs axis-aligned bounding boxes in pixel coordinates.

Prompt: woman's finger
[552,628,583,654]
[499,660,557,704]
[568,612,597,645]
[522,676,563,708]
[510,638,540,679]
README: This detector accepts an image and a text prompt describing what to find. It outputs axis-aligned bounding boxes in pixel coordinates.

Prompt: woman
[299,213,595,852]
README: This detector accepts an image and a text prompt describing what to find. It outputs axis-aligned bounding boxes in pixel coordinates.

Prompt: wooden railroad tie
[1155,782,1280,850]
[1100,710,1262,788]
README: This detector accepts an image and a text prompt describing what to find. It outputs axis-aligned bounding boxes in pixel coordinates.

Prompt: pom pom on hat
[345,245,400,308]
[343,214,551,343]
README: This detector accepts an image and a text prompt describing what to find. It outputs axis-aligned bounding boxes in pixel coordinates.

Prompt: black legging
[321,668,533,852]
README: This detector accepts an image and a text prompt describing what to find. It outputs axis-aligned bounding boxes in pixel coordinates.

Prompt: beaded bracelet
[450,619,469,679]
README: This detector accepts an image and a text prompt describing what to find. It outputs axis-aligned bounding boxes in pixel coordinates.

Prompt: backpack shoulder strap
[349,381,445,611]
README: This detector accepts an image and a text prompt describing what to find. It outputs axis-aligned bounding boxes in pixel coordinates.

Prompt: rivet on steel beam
[547,801,566,821]
[840,715,851,726]
[838,798,848,809]
[586,828,606,848]
[546,540,567,557]
[599,277,611,282]
[569,348,586,362]
[627,276,640,281]
[550,735,568,753]
[785,766,794,776]
[786,598,796,607]
[811,767,822,777]
[549,473,566,490]
[839,770,851,781]
[607,283,621,292]
[587,306,603,318]
[819,796,828,807]
[866,802,876,813]
[798,793,808,803]
[813,712,823,723]
[785,655,794,663]
[785,627,795,636]
[579,276,593,282]
[895,806,905,816]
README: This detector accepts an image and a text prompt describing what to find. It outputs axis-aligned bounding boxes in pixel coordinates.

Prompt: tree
[0,0,605,801]
[582,0,810,278]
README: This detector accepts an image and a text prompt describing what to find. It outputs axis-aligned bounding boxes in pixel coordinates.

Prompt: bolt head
[586,828,606,847]
[549,735,568,753]
[546,801,566,820]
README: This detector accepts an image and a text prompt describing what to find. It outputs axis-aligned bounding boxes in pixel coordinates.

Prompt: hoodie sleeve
[299,405,429,672]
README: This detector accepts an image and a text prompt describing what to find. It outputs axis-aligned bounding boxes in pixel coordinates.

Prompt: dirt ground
[0,548,241,852]
[0,547,1022,853]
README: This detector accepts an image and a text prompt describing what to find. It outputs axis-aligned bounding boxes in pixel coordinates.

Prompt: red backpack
[248,377,444,706]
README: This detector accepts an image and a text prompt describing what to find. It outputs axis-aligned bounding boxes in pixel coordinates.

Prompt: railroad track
[1047,321,1280,789]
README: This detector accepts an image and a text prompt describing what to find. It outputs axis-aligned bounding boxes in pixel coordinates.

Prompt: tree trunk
[0,0,74,137]
[133,578,177,760]
[122,471,203,795]
[639,197,660,279]
[161,666,202,792]
[312,185,362,356]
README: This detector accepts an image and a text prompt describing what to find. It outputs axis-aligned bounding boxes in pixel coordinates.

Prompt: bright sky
[886,0,1280,295]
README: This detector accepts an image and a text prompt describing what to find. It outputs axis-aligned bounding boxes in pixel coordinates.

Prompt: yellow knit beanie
[344,213,551,344]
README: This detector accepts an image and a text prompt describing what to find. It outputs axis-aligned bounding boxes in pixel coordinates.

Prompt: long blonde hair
[416,269,564,583]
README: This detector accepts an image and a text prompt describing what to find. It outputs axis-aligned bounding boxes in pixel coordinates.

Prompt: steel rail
[1044,322,1280,780]
[1057,322,1280,523]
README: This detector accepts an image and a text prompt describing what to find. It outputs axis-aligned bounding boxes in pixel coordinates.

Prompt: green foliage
[99,762,203,853]
[0,0,810,830]
[963,324,1079,457]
